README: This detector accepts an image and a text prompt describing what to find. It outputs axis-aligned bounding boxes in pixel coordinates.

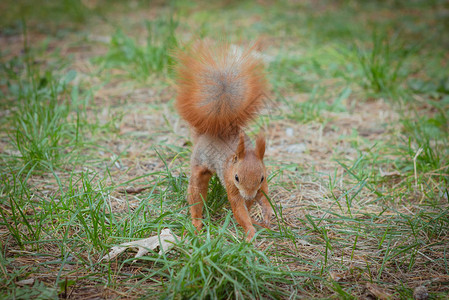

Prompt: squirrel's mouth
[240,190,257,201]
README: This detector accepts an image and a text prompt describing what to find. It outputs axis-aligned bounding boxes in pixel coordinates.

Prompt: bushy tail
[174,41,267,137]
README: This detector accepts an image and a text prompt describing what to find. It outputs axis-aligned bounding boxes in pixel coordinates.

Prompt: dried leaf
[329,271,343,282]
[365,283,392,300]
[379,169,401,177]
[121,186,148,194]
[101,229,179,262]
[17,278,35,286]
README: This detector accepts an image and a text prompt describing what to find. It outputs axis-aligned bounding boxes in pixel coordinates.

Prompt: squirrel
[174,41,273,241]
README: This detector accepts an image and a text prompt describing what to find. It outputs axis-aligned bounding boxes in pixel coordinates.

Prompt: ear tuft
[236,132,246,159]
[255,131,266,160]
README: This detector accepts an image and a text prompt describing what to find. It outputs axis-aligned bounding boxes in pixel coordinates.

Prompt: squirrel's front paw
[192,219,203,233]
[263,205,274,226]
[245,226,256,242]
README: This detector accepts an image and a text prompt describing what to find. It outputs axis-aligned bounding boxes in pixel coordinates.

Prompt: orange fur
[174,41,267,137]
[174,40,273,241]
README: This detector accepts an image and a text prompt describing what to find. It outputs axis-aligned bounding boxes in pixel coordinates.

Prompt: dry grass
[1,0,448,299]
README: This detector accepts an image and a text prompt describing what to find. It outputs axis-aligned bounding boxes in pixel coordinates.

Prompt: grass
[352,31,417,100]
[162,213,308,299]
[93,16,179,82]
[1,0,449,298]
[8,67,80,171]
[284,86,350,123]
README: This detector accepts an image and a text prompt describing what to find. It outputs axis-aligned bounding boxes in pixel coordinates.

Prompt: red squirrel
[174,41,273,241]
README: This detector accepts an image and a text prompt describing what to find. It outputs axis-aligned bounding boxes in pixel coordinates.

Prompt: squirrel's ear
[255,132,266,160]
[236,132,246,159]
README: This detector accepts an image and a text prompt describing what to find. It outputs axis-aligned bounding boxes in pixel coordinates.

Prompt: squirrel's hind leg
[187,165,212,232]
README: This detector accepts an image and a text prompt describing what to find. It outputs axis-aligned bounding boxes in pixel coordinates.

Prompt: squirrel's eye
[235,174,239,182]
[261,176,264,183]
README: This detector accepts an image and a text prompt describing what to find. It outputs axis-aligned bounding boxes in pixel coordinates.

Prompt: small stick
[413,147,423,188]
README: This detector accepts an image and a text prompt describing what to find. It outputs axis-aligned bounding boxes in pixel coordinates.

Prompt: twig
[413,147,423,188]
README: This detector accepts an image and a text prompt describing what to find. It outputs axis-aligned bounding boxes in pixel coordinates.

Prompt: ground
[0,0,448,299]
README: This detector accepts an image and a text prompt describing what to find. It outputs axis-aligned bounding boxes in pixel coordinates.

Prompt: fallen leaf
[379,169,401,177]
[365,283,392,300]
[120,186,148,194]
[101,229,179,262]
[17,278,35,286]
[329,271,343,282]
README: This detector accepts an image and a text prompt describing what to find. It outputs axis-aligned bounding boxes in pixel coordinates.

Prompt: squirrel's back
[174,41,267,137]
